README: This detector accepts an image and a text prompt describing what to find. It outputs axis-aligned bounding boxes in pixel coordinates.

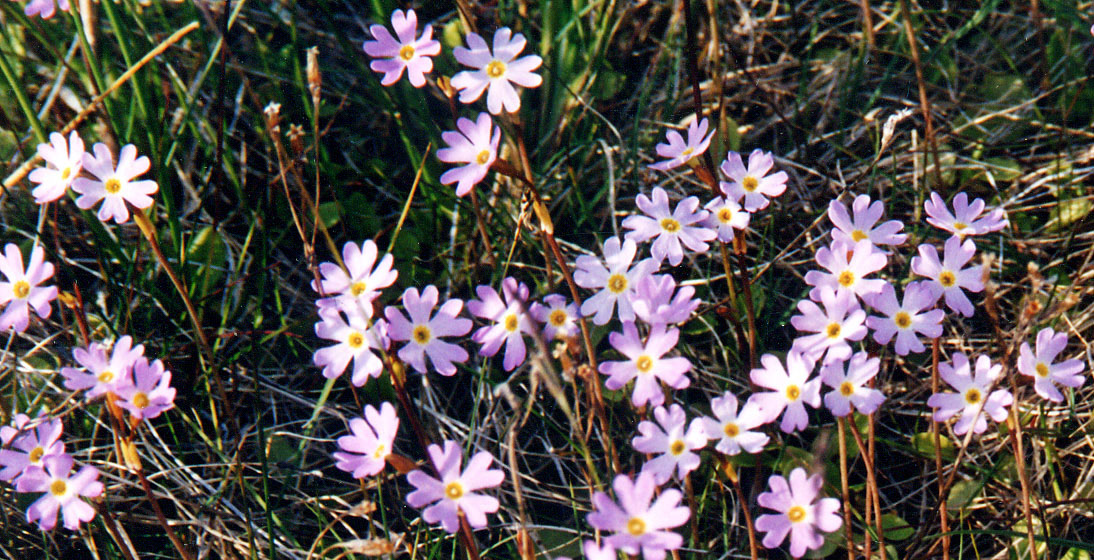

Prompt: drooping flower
[755,468,842,558]
[587,472,689,560]
[748,351,821,433]
[790,287,868,365]
[864,282,944,355]
[630,274,700,327]
[1017,328,1086,403]
[700,391,770,456]
[923,191,1008,237]
[18,455,102,531]
[312,240,398,318]
[529,294,580,341]
[649,118,714,171]
[437,112,502,197]
[803,239,887,302]
[828,194,907,248]
[703,196,750,243]
[385,285,472,376]
[927,352,1012,435]
[910,236,983,317]
[623,187,715,266]
[0,416,64,483]
[333,402,399,479]
[71,143,158,224]
[29,131,84,203]
[405,440,504,534]
[632,404,707,484]
[0,243,57,333]
[21,0,70,19]
[599,322,691,408]
[114,358,176,421]
[468,277,533,372]
[574,238,656,325]
[362,9,441,87]
[820,352,885,417]
[60,336,145,400]
[451,28,543,114]
[719,149,788,212]
[313,309,388,386]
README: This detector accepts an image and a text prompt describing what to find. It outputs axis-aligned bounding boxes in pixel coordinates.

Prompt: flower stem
[726,464,760,560]
[930,337,950,560]
[837,417,854,560]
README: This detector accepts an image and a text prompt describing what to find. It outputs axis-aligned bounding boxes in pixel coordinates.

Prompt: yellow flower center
[548,309,568,327]
[680,147,694,158]
[964,388,982,405]
[97,370,115,383]
[445,481,465,500]
[838,271,855,287]
[373,444,387,459]
[839,381,855,396]
[61,167,72,180]
[669,440,686,456]
[347,332,365,349]
[953,222,968,231]
[741,176,759,192]
[132,392,150,409]
[894,311,912,329]
[503,313,519,332]
[786,385,801,401]
[635,355,653,373]
[104,178,122,194]
[413,325,432,344]
[475,149,492,165]
[717,208,734,224]
[350,281,367,297]
[787,505,807,523]
[486,60,506,78]
[826,323,842,338]
[851,229,868,242]
[660,218,681,233]
[29,446,45,464]
[723,423,740,437]
[939,271,956,288]
[12,280,30,299]
[626,517,647,536]
[398,44,415,61]
[49,479,67,497]
[607,274,627,294]
[1035,362,1049,378]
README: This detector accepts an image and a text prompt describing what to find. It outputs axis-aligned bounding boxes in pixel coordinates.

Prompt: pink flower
[630,274,700,326]
[700,392,770,455]
[828,194,907,248]
[313,309,388,386]
[623,187,715,266]
[1,413,33,446]
[910,236,983,317]
[530,294,580,341]
[755,468,842,558]
[333,402,399,479]
[114,358,176,421]
[21,0,69,19]
[0,416,64,483]
[362,9,441,87]
[649,118,714,171]
[574,237,656,325]
[632,404,707,484]
[60,336,145,400]
[864,282,943,355]
[437,112,501,197]
[72,143,158,223]
[748,351,821,433]
[18,454,102,531]
[927,353,1012,435]
[406,440,504,533]
[468,277,533,372]
[599,322,691,408]
[790,287,868,365]
[587,472,689,560]
[29,131,83,203]
[820,352,885,416]
[703,196,750,243]
[385,285,471,376]
[803,239,887,302]
[719,149,788,212]
[552,540,617,560]
[923,191,1008,237]
[0,243,57,332]
[451,28,542,114]
[1017,328,1086,403]
[313,240,398,319]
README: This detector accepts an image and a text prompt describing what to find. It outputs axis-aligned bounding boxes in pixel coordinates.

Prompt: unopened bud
[306,47,321,104]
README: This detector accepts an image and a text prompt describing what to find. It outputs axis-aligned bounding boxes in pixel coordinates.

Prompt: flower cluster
[60,335,177,422]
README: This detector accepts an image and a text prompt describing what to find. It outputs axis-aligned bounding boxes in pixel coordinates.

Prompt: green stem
[0,31,47,144]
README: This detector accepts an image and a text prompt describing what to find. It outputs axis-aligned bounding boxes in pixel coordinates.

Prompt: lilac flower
[313,309,388,386]
[406,440,504,533]
[755,468,842,558]
[632,404,707,484]
[587,472,689,560]
[599,322,691,408]
[71,143,158,223]
[29,131,83,203]
[385,285,471,376]
[923,191,1008,237]
[60,336,145,400]
[530,294,580,341]
[790,287,868,365]
[1,413,33,446]
[719,149,788,212]
[820,352,885,416]
[865,282,944,355]
[700,392,770,456]
[553,541,617,560]
[451,28,543,114]
[21,0,69,19]
[630,274,700,326]
[1017,328,1086,403]
[828,194,907,248]
[803,239,887,302]
[649,118,714,171]
[574,238,656,325]
[703,196,750,243]
[362,9,441,87]
[748,351,821,433]
[18,455,102,531]
[468,277,533,372]
[0,416,63,483]
[333,402,399,479]
[312,240,398,318]
[437,112,501,197]
[0,243,57,333]
[623,187,715,266]
[927,353,1012,435]
[910,236,983,317]
[114,358,176,421]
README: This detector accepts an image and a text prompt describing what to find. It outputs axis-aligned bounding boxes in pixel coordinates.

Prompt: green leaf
[318,201,342,228]
[911,431,956,461]
[946,479,981,517]
[882,513,914,541]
